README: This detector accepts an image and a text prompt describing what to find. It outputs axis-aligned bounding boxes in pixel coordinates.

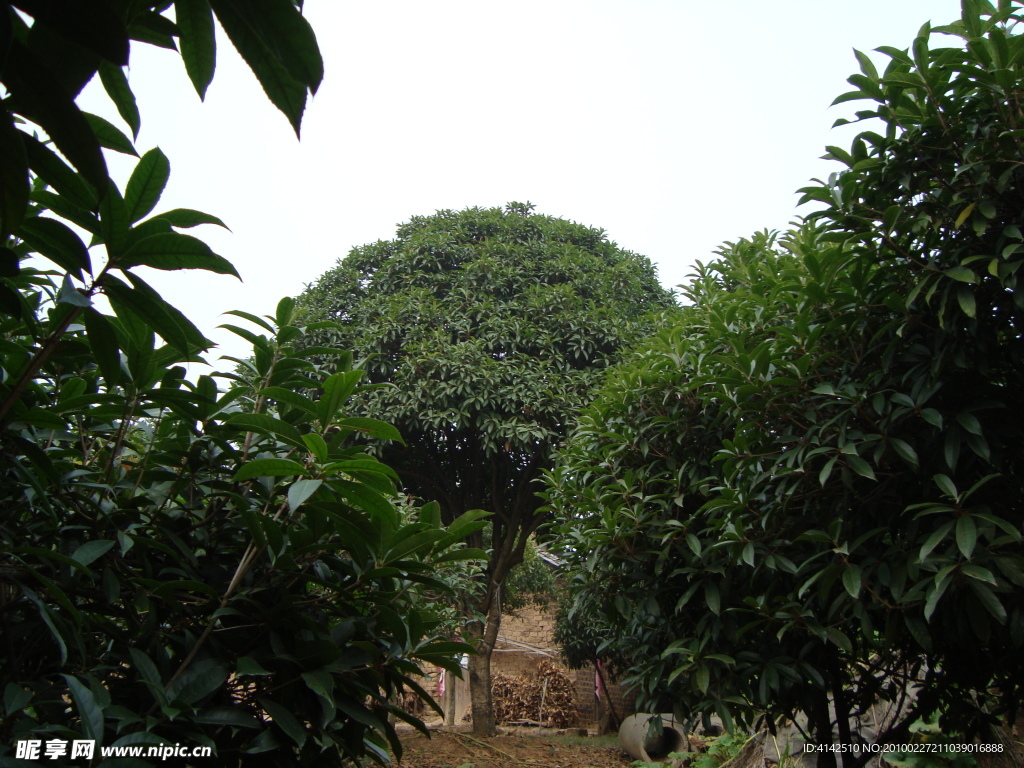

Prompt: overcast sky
[78,0,963,365]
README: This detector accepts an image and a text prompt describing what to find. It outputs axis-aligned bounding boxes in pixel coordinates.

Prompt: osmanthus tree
[546,3,1024,765]
[295,202,676,735]
[1,3,486,765]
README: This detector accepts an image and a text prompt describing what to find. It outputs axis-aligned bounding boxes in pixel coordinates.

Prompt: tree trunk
[811,684,837,768]
[595,660,621,733]
[468,599,503,736]
[825,649,856,768]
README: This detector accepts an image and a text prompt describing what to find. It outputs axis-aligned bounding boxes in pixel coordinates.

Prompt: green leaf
[741,541,755,566]
[22,133,98,209]
[968,580,1007,623]
[695,665,710,694]
[957,285,977,318]
[83,112,138,157]
[934,474,958,499]
[705,581,721,614]
[237,657,272,676]
[287,478,322,511]
[890,438,919,466]
[120,232,240,277]
[128,9,179,50]
[18,216,92,279]
[100,185,131,259]
[71,540,115,567]
[335,416,404,444]
[0,111,30,239]
[208,0,323,136]
[275,295,296,327]
[434,547,487,564]
[961,564,997,585]
[884,70,927,88]
[956,515,978,559]
[125,148,171,223]
[919,522,954,562]
[104,272,213,354]
[98,61,141,139]
[57,273,92,307]
[22,588,68,664]
[4,683,32,717]
[819,455,837,486]
[945,266,977,283]
[317,370,364,426]
[62,675,105,744]
[234,457,308,481]
[129,648,167,706]
[29,190,99,235]
[826,627,852,653]
[846,454,877,480]
[166,660,227,706]
[300,670,334,701]
[153,207,229,230]
[262,386,318,415]
[842,565,862,598]
[195,706,260,728]
[176,0,217,99]
[853,48,879,81]
[301,432,329,461]
[955,202,977,228]
[258,697,307,747]
[955,411,982,436]
[84,308,122,386]
[228,412,306,449]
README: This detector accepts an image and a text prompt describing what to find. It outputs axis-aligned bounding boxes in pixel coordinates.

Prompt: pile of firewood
[491,659,579,728]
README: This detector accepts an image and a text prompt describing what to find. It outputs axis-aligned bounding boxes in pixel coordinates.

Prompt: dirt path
[396,730,634,768]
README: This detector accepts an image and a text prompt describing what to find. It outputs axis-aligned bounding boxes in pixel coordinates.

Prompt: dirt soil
[396,729,634,768]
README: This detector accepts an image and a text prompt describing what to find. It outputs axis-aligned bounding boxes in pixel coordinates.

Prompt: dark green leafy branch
[0,3,487,765]
[1,292,487,765]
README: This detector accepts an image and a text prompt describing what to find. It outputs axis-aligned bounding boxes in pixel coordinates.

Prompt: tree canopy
[547,3,1024,763]
[297,201,675,734]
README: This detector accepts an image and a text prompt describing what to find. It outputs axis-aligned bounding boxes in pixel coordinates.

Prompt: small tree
[548,3,1024,764]
[297,202,675,734]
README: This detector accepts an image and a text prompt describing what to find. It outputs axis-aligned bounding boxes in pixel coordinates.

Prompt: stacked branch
[491,660,579,728]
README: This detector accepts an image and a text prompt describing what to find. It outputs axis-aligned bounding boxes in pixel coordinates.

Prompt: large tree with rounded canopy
[296,202,675,734]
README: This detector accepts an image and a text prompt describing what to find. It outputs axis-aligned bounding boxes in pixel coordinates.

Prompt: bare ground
[396,728,634,768]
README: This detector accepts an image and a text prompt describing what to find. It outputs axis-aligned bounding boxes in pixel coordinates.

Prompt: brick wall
[573,664,638,732]
[490,600,636,730]
[492,601,562,678]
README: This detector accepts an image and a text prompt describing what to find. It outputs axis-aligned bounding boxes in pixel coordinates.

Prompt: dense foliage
[1,3,480,765]
[0,0,320,252]
[2,292,484,765]
[296,202,676,734]
[547,3,1024,764]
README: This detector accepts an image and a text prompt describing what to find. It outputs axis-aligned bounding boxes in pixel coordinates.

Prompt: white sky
[77,0,963,366]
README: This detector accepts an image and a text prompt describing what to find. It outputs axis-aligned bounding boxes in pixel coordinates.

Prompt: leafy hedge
[548,2,1024,761]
